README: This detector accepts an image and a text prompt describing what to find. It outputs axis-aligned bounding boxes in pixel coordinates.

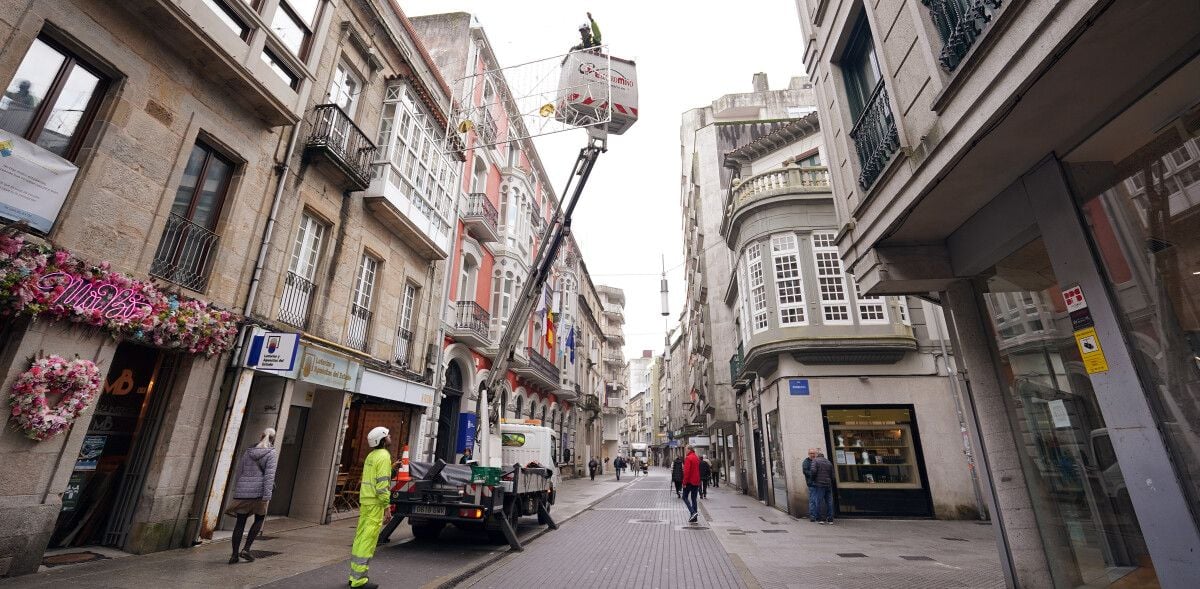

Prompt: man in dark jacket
[613,456,625,480]
[699,457,712,499]
[810,450,835,524]
[671,456,684,497]
[802,448,817,521]
[588,457,599,481]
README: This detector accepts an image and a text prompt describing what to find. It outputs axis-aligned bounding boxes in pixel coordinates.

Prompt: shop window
[1,36,107,161]
[765,409,788,513]
[1064,82,1200,541]
[823,406,931,517]
[150,141,234,291]
[978,238,1154,585]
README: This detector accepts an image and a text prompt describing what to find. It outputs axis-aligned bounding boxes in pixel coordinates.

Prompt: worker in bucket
[571,12,602,51]
[348,427,392,589]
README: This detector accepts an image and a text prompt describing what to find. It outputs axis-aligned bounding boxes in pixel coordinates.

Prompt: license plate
[411,505,444,516]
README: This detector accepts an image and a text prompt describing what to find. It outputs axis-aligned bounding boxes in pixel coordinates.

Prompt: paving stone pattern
[461,471,747,589]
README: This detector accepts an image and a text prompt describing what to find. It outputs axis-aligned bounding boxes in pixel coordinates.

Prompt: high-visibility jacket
[359,448,393,506]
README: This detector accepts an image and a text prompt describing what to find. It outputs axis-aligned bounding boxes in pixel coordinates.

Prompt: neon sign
[36,271,151,320]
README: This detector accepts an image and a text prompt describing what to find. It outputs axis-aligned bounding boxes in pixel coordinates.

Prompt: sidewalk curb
[423,479,636,589]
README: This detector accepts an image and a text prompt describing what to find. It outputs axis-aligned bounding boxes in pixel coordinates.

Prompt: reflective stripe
[374,476,391,484]
[350,556,370,566]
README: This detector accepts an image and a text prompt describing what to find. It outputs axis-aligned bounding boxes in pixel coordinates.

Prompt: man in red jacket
[681,445,702,524]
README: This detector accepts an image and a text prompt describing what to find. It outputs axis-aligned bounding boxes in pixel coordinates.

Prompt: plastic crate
[470,465,502,486]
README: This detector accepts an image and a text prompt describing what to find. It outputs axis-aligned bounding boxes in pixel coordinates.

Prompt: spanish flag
[546,311,557,348]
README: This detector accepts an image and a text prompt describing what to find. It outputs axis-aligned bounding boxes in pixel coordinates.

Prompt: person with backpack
[671,456,684,497]
[225,428,278,565]
[810,450,836,525]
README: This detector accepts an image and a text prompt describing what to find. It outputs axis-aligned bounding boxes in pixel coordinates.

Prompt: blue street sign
[788,379,810,396]
[456,413,477,453]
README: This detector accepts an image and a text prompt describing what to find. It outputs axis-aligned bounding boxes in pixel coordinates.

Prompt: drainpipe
[195,121,302,541]
[930,298,987,520]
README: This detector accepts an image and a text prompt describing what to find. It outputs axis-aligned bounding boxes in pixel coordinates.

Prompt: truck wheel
[411,522,444,541]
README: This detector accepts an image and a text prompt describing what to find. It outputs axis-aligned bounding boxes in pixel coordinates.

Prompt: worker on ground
[349,427,392,589]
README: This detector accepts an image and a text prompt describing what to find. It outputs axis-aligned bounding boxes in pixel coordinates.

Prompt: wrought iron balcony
[278,271,316,329]
[478,107,499,144]
[849,84,900,190]
[150,213,219,291]
[394,327,413,368]
[306,104,376,190]
[345,303,373,352]
[513,346,559,390]
[449,301,491,347]
[463,193,500,242]
[924,0,1002,71]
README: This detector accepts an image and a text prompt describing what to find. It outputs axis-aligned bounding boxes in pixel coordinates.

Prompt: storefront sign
[358,369,436,408]
[0,132,79,232]
[688,436,710,446]
[244,330,300,371]
[457,413,478,453]
[788,379,810,396]
[1061,285,1109,374]
[298,345,360,390]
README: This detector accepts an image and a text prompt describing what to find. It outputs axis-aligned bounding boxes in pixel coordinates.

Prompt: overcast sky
[401,0,806,359]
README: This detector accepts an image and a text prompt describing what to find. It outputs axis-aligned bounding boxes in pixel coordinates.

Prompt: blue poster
[788,379,810,396]
[456,413,478,453]
[75,434,107,470]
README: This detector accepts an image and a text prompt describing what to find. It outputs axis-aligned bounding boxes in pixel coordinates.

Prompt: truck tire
[411,521,444,541]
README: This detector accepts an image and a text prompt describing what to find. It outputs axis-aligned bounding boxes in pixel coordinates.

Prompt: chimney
[752,72,769,93]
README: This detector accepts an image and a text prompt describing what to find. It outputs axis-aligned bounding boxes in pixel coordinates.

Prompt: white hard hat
[367,427,390,447]
[579,22,590,30]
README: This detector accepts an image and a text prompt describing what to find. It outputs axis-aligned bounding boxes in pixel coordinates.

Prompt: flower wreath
[8,355,101,442]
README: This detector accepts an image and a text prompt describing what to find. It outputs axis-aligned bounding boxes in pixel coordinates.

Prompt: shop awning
[358,370,436,408]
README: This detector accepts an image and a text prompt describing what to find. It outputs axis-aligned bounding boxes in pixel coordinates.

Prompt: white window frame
[328,60,361,116]
[351,253,378,311]
[745,243,770,332]
[400,282,417,331]
[289,212,326,280]
[897,296,911,325]
[771,233,808,327]
[376,83,457,228]
[852,275,889,324]
[811,231,851,325]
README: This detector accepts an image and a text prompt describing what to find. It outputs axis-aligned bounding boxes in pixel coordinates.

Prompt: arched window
[472,157,487,194]
[513,395,523,420]
[528,399,538,420]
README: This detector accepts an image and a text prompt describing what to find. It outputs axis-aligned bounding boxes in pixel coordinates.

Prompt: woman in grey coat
[225,428,278,564]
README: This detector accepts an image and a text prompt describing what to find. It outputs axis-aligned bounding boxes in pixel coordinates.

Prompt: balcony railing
[150,213,220,291]
[306,104,376,190]
[278,271,316,329]
[346,303,373,351]
[394,327,413,368]
[452,301,491,342]
[526,347,559,387]
[478,107,499,144]
[924,0,1002,71]
[729,345,744,382]
[463,193,500,242]
[849,84,901,190]
[731,166,831,207]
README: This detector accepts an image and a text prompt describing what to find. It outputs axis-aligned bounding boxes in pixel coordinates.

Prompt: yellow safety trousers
[350,448,392,587]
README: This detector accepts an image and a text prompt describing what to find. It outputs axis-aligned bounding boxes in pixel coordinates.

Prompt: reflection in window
[260,49,298,89]
[0,37,106,160]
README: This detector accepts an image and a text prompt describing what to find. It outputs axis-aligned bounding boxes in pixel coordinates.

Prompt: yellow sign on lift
[1074,327,1109,374]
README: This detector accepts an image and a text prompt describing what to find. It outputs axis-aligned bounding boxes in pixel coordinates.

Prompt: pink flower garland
[0,233,240,357]
[8,355,101,441]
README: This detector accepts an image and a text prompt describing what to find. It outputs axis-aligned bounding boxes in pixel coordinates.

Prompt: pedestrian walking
[681,446,701,523]
[711,458,721,488]
[802,448,817,520]
[588,457,599,481]
[699,456,712,499]
[671,456,684,497]
[348,427,393,588]
[614,455,625,480]
[225,428,278,565]
[810,450,835,525]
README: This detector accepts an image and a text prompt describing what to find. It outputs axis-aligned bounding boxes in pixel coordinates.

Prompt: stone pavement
[701,481,1006,589]
[0,473,631,589]
[458,467,748,589]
